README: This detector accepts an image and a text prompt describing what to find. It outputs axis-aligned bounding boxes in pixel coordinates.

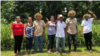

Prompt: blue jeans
[68,33,77,50]
[56,37,65,51]
[34,36,43,52]
[68,33,76,45]
[26,38,33,51]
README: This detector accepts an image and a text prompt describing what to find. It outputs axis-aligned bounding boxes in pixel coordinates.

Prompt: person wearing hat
[56,14,66,54]
[33,13,45,53]
[65,10,78,52]
[81,11,97,52]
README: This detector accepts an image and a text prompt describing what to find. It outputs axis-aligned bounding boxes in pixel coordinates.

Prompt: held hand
[10,35,14,39]
[81,33,84,37]
[88,10,93,14]
[65,34,67,38]
[34,34,36,38]
[77,32,78,35]
[65,33,67,38]
[24,35,26,38]
[43,32,44,36]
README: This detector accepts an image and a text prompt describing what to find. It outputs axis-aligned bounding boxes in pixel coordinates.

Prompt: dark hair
[15,16,20,19]
[28,17,32,19]
[50,15,54,18]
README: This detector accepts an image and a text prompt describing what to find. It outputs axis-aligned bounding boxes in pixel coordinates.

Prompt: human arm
[45,22,50,27]
[64,27,67,38]
[55,14,60,24]
[10,23,14,38]
[81,26,84,36]
[88,10,97,20]
[10,29,14,38]
[33,22,36,38]
[43,21,45,36]
[24,24,27,38]
[46,17,49,22]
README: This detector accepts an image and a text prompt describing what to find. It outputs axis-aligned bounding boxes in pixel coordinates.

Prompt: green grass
[1,46,100,56]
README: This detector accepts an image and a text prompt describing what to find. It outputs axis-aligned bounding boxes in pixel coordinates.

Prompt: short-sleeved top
[11,23,24,36]
[65,18,77,34]
[47,21,55,35]
[56,20,66,38]
[26,23,34,38]
[33,20,45,36]
[81,18,93,34]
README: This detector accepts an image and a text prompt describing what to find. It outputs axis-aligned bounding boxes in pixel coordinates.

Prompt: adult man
[81,11,97,52]
[65,10,78,52]
[33,13,45,53]
[56,14,66,54]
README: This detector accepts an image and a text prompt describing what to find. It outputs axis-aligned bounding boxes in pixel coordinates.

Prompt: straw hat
[68,10,76,16]
[83,14,91,18]
[34,13,43,19]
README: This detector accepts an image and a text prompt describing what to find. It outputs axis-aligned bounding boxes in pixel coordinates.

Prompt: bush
[1,22,100,50]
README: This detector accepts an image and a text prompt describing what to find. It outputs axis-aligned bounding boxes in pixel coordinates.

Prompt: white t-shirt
[56,20,66,38]
[81,18,93,34]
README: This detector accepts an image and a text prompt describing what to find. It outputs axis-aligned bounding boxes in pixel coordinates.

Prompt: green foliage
[1,1,17,22]
[1,1,100,23]
[1,22,100,50]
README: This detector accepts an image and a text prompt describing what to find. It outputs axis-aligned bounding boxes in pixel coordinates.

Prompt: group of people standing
[10,10,97,56]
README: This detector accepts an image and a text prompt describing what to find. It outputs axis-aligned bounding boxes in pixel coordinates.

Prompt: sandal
[47,51,51,54]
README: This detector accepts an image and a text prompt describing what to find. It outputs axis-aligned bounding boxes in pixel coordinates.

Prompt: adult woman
[10,16,23,56]
[46,16,55,54]
[24,17,34,54]
[81,11,97,52]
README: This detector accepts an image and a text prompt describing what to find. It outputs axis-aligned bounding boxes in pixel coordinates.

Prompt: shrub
[1,22,100,50]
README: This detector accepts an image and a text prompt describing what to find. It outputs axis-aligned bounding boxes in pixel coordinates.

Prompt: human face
[28,17,32,23]
[16,17,21,22]
[59,17,63,21]
[50,16,54,21]
[70,13,74,18]
[85,16,89,20]
[36,15,41,20]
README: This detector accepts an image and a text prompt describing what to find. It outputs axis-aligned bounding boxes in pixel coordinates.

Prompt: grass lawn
[1,46,100,56]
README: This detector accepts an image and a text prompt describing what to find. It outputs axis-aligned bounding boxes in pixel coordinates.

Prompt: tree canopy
[1,1,100,23]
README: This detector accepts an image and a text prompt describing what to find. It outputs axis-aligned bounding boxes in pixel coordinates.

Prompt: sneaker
[85,49,89,51]
[90,50,92,53]
[74,49,77,52]
[56,51,59,54]
[69,50,71,52]
[62,50,66,53]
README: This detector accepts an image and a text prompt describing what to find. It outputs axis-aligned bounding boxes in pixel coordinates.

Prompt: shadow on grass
[59,49,82,56]
[18,50,48,56]
[92,49,100,53]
